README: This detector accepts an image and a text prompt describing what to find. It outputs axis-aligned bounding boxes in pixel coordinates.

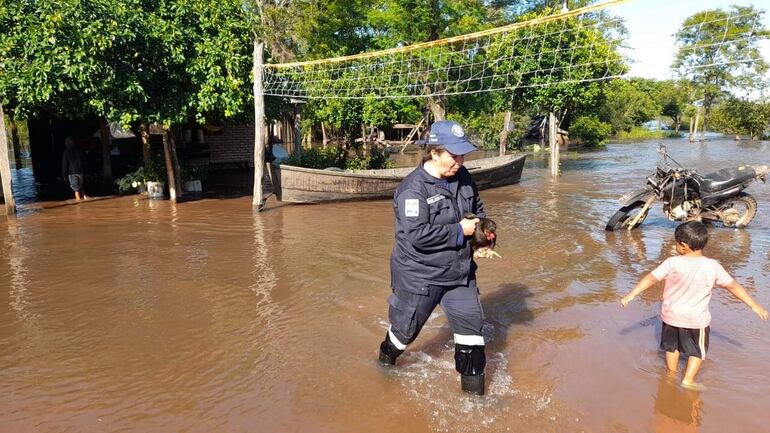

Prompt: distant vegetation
[1,0,767,162]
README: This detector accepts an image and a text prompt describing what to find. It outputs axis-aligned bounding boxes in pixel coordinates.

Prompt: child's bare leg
[665,350,680,373]
[74,190,82,200]
[682,356,703,387]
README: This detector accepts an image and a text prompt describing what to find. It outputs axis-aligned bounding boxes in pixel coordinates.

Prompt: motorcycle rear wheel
[708,193,757,228]
[605,200,650,231]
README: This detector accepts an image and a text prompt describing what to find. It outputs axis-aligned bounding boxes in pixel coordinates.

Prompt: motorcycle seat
[696,166,756,193]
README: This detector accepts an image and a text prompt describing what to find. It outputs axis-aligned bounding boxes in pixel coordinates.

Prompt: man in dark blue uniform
[378,120,488,395]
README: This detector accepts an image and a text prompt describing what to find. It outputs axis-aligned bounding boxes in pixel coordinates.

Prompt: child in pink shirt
[621,221,768,388]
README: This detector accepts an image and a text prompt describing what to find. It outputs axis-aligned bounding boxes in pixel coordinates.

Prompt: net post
[0,105,17,214]
[549,112,559,177]
[253,40,266,210]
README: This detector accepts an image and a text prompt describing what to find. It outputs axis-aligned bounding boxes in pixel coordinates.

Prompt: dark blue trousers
[387,278,484,348]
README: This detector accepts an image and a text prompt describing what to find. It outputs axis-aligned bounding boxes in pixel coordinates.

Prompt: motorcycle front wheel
[706,193,757,228]
[605,200,650,231]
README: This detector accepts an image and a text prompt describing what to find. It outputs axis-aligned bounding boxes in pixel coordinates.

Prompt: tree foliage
[710,97,770,139]
[492,8,628,125]
[672,5,769,126]
[597,78,660,133]
[0,0,254,126]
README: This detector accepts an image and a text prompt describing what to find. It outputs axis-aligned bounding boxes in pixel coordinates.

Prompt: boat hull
[272,154,526,203]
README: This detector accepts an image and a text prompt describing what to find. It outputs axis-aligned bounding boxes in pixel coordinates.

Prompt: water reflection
[653,374,703,433]
[249,211,280,330]
[5,218,37,326]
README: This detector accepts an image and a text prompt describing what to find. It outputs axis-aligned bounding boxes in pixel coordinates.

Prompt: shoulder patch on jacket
[404,199,419,217]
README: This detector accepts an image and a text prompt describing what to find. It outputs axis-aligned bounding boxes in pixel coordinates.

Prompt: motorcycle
[605,145,768,231]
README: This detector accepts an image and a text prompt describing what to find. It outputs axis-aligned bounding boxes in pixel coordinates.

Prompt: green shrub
[281,147,347,169]
[345,148,394,170]
[281,146,394,170]
[570,115,612,147]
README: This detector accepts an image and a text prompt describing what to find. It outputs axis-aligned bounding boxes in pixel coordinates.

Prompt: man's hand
[460,217,480,236]
[620,295,634,307]
[751,304,769,320]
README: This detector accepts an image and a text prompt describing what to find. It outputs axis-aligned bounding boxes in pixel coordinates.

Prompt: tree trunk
[99,119,113,184]
[499,111,512,156]
[0,105,17,214]
[674,116,681,134]
[426,95,445,121]
[8,112,22,169]
[252,40,266,209]
[163,128,182,203]
[139,122,152,165]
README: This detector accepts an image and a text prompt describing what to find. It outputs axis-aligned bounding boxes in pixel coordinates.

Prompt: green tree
[0,0,254,126]
[656,80,692,133]
[0,0,150,119]
[710,97,770,139]
[598,78,660,133]
[492,8,628,129]
[672,5,769,137]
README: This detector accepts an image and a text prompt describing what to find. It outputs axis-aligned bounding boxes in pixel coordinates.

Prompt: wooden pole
[99,119,113,183]
[253,40,266,209]
[549,112,559,178]
[170,131,182,198]
[8,111,22,169]
[690,108,700,143]
[0,105,16,214]
[294,105,302,157]
[499,110,511,156]
[163,128,182,202]
[139,122,152,165]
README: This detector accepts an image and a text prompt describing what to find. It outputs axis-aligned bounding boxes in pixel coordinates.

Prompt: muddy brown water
[2,139,770,433]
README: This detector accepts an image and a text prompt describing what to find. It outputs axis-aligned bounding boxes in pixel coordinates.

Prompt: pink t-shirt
[650,256,734,328]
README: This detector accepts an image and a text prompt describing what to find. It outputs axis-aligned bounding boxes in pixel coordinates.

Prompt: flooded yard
[2,138,770,432]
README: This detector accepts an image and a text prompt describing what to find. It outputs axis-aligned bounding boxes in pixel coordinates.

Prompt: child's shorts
[660,322,710,359]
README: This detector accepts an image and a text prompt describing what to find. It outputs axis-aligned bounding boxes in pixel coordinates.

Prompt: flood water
[2,138,770,433]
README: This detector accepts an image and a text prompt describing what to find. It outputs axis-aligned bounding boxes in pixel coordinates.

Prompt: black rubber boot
[379,335,404,366]
[461,374,485,396]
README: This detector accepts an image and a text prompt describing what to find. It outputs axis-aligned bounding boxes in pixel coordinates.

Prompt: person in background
[62,136,88,200]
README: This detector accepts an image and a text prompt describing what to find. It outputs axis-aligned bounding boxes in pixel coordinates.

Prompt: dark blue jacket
[390,162,486,291]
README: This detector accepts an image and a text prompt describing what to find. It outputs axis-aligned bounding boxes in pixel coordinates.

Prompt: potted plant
[115,157,168,199]
[181,165,208,194]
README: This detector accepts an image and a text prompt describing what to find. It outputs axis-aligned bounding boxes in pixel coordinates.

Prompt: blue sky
[607,0,770,80]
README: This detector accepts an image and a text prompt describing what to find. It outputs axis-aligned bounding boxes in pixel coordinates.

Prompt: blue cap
[418,120,478,155]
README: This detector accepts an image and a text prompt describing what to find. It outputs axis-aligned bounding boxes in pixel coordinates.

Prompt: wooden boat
[271,153,526,203]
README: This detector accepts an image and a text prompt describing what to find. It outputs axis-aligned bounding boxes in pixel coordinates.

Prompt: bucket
[183,180,202,193]
[146,181,166,199]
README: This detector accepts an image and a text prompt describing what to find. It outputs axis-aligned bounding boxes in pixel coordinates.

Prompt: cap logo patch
[451,124,464,137]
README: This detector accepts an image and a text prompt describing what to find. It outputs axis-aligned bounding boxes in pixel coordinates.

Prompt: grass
[615,127,682,140]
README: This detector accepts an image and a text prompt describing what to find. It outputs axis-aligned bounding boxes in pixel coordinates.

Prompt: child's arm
[620,273,659,307]
[723,280,769,320]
